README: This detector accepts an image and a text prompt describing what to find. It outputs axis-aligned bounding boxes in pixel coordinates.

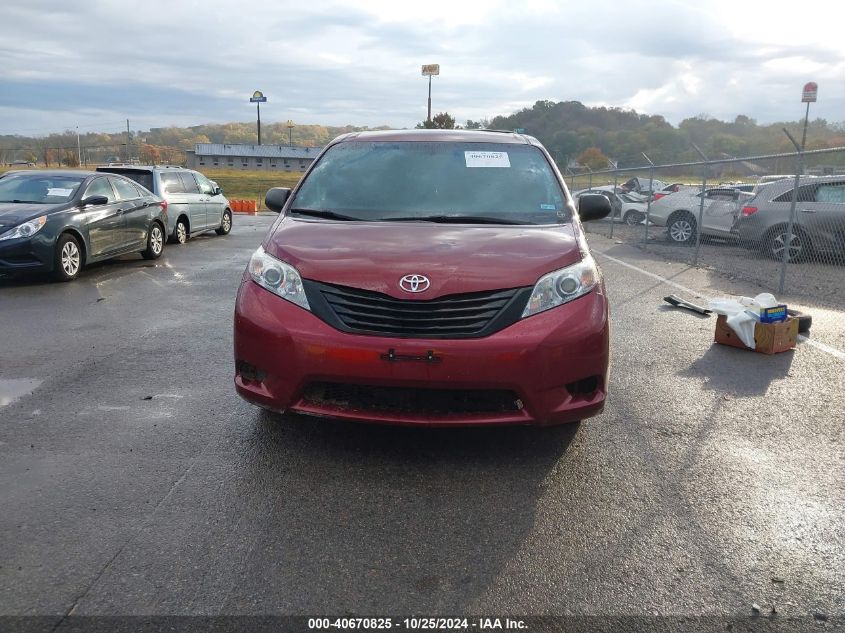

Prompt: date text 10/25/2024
[307,618,528,630]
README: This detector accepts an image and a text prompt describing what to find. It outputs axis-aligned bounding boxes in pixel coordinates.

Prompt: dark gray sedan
[0,170,167,281]
[733,175,845,262]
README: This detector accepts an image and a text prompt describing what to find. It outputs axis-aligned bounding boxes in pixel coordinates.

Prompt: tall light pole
[286,120,295,147]
[250,90,267,145]
[421,64,439,124]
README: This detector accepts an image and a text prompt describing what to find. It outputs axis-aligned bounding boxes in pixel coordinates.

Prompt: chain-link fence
[568,146,845,307]
[1,144,186,168]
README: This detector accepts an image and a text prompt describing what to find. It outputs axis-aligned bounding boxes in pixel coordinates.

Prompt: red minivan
[234,130,611,426]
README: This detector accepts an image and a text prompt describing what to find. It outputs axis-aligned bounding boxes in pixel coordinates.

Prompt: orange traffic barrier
[231,199,258,215]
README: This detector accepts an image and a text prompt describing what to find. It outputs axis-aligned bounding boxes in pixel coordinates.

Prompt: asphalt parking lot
[1,214,843,629]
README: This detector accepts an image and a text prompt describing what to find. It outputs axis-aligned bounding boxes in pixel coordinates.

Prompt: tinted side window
[773,185,816,203]
[97,169,153,191]
[814,183,845,203]
[178,172,200,194]
[160,172,185,194]
[110,177,140,200]
[84,177,117,203]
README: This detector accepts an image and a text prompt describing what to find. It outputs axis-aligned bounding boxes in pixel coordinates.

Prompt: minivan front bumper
[233,278,610,426]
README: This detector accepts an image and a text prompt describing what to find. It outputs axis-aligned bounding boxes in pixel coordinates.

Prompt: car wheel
[762,226,810,263]
[53,233,83,282]
[215,209,232,236]
[170,218,188,244]
[142,222,165,260]
[787,308,812,334]
[667,212,696,244]
[624,211,644,225]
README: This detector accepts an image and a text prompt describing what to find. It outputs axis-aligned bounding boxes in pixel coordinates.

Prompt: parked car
[571,187,622,219]
[647,187,751,244]
[651,182,686,202]
[616,192,649,224]
[733,175,845,262]
[95,165,232,244]
[621,176,669,197]
[0,170,167,281]
[572,187,648,224]
[234,129,612,427]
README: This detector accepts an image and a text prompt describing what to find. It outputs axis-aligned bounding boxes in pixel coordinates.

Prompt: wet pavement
[0,214,843,627]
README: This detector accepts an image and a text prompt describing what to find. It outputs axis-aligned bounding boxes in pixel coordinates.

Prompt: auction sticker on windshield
[465,151,511,168]
[47,188,75,197]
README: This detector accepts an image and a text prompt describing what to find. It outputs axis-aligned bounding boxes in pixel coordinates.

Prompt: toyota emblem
[399,274,430,293]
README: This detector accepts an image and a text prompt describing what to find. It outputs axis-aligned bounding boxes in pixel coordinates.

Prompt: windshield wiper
[379,215,532,225]
[0,199,42,204]
[289,208,362,221]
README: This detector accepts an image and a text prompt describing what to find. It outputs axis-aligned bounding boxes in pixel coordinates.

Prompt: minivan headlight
[522,255,599,318]
[0,215,47,241]
[248,246,311,311]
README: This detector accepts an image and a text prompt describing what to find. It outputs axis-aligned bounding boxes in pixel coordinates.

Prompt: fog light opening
[566,375,600,397]
[236,360,267,383]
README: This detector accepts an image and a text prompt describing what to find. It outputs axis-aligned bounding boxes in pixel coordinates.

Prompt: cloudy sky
[1,0,843,136]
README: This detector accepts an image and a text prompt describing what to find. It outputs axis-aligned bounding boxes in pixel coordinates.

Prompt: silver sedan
[646,187,750,243]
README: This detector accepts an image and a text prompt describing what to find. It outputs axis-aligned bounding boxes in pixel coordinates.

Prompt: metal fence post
[779,128,803,295]
[587,168,593,191]
[691,143,709,265]
[642,153,655,243]
[610,170,619,239]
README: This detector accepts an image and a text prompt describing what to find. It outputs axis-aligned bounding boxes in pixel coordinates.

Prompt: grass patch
[202,169,303,209]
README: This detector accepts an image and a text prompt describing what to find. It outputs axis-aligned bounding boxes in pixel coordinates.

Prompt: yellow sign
[252,90,264,99]
[421,64,440,76]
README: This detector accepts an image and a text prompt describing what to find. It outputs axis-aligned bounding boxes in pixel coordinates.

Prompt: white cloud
[1,0,844,134]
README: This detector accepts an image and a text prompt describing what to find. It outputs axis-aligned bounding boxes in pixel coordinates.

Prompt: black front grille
[302,382,522,415]
[305,281,530,338]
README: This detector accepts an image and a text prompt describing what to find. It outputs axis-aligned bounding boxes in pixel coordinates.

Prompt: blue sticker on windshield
[540,204,556,210]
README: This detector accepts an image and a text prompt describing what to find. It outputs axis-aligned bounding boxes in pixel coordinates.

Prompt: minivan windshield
[292,141,569,224]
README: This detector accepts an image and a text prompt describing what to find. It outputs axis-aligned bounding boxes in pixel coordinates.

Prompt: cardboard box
[714,314,798,354]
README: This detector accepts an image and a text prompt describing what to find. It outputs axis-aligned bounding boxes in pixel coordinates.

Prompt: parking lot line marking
[595,252,705,297]
[797,336,845,361]
[594,250,845,362]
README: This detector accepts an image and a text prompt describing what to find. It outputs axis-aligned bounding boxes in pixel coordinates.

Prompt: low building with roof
[186,143,323,172]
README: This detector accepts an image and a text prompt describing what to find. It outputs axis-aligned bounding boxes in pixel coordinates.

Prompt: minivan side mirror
[80,195,109,207]
[265,187,291,213]
[213,186,222,196]
[577,194,612,222]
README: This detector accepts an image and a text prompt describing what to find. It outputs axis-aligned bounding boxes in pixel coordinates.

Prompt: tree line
[488,100,845,169]
[3,100,844,169]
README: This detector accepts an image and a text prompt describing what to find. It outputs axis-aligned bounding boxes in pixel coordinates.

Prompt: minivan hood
[265,219,584,298]
[0,203,66,231]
